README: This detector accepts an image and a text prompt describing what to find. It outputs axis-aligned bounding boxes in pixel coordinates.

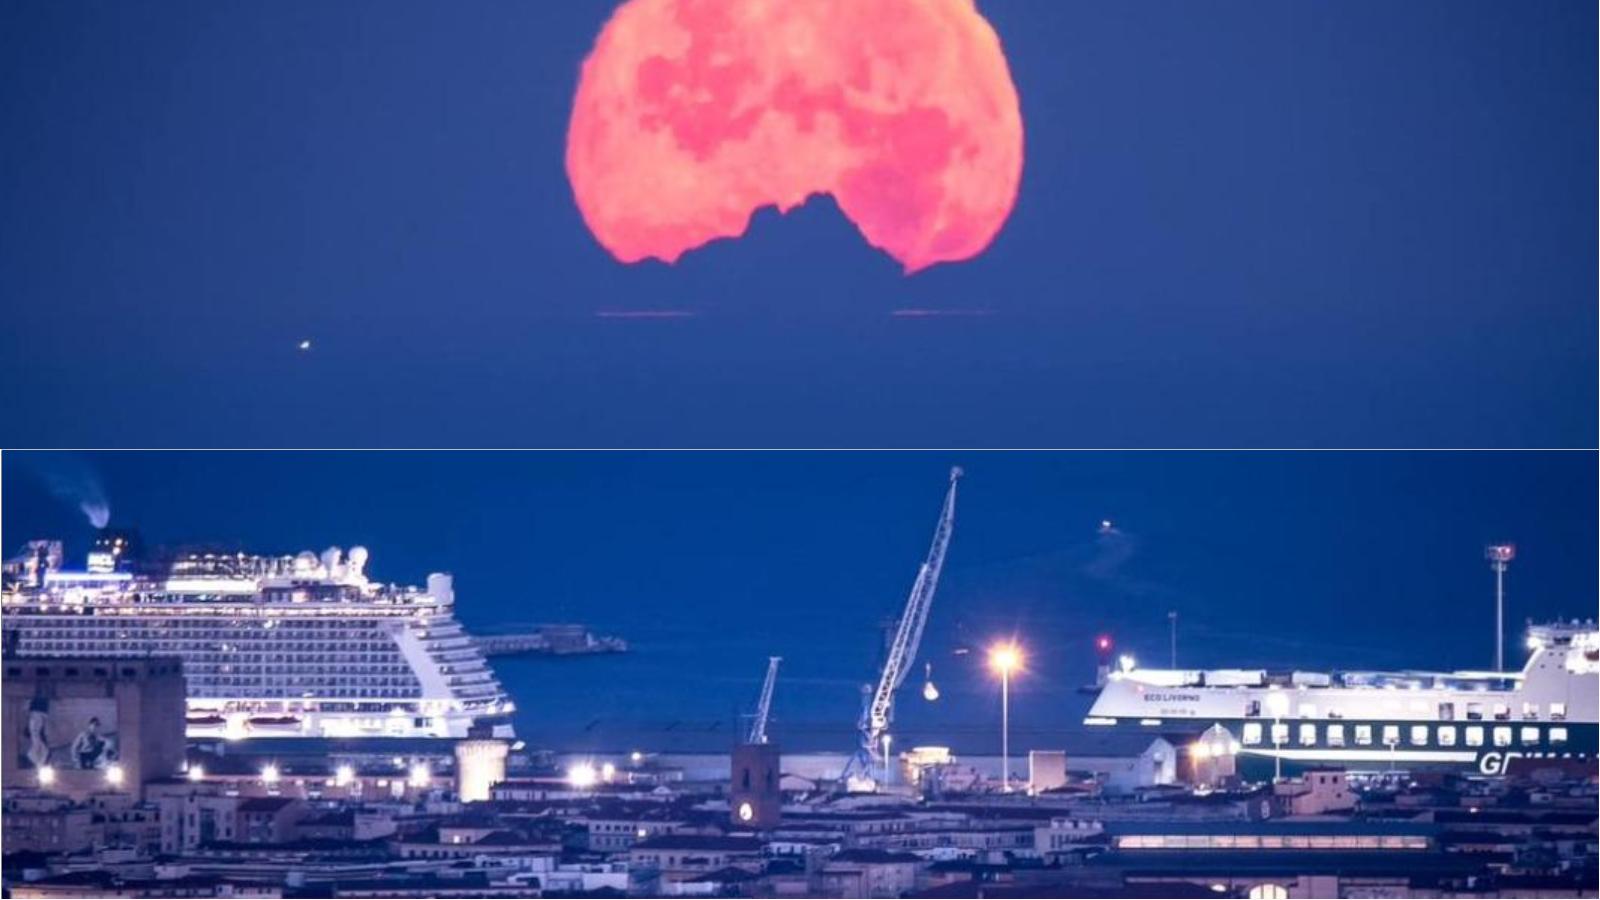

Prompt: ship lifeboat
[246,715,303,735]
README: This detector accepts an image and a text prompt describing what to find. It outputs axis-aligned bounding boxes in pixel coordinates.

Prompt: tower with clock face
[729,742,781,828]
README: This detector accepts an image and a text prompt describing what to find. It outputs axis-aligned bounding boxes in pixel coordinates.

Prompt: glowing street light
[988,642,1023,793]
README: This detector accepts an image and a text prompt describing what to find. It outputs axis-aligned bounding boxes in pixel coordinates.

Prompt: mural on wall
[17,695,118,770]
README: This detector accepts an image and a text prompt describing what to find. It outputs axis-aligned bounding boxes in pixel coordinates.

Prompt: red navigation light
[1096,635,1113,652]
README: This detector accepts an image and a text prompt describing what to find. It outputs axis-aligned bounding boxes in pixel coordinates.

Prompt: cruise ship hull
[2,543,516,742]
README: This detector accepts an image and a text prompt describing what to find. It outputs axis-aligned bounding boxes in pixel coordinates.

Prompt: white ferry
[2,536,514,741]
[1085,621,1598,777]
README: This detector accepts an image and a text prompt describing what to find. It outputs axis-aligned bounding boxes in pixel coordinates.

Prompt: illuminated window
[1409,725,1428,746]
[1550,703,1567,721]
[1242,723,1262,745]
[1437,726,1456,746]
[1270,723,1289,745]
[1465,726,1484,747]
[1520,727,1539,745]
[1326,724,1345,747]
[1382,725,1400,746]
[1550,727,1568,745]
[1492,727,1512,747]
[1298,724,1317,746]
[1355,725,1373,746]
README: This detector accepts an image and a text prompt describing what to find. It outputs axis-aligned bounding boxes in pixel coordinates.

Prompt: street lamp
[1485,545,1515,671]
[1168,611,1178,669]
[988,642,1023,793]
[1265,690,1290,782]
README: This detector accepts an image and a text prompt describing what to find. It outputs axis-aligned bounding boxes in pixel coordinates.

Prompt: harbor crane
[843,466,962,789]
[747,656,782,745]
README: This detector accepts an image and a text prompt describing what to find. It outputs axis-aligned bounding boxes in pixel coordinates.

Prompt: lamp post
[989,642,1023,793]
[1485,545,1514,671]
[1168,611,1178,668]
[1265,690,1289,782]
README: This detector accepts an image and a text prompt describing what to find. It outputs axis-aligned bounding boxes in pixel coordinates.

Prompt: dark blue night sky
[5,452,1593,751]
[2,1,1594,447]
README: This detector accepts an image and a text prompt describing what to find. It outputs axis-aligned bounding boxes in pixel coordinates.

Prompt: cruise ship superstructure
[2,539,514,741]
[1086,621,1598,776]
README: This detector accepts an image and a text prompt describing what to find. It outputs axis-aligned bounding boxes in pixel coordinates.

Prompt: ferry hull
[1088,718,1597,778]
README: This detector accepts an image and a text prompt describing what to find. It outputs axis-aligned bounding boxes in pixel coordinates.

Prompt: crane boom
[748,656,781,745]
[847,467,961,785]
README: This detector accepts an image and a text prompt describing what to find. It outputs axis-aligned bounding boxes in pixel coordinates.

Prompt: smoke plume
[22,453,111,529]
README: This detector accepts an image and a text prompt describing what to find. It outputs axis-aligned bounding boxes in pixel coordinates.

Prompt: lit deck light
[38,765,56,787]
[335,764,354,786]
[1118,654,1136,673]
[188,764,205,782]
[409,763,430,788]
[1191,742,1211,759]
[106,764,126,787]
[601,762,617,782]
[261,763,281,784]
[567,763,598,789]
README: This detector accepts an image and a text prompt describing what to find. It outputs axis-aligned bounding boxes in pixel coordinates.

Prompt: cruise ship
[1086,621,1597,777]
[1,536,514,741]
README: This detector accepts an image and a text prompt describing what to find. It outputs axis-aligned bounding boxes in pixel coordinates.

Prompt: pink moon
[566,0,1025,274]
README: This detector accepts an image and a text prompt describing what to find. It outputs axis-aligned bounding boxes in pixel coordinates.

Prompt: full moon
[566,0,1024,274]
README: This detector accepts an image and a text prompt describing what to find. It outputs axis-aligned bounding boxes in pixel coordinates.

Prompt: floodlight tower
[1485,544,1515,671]
[1168,610,1178,669]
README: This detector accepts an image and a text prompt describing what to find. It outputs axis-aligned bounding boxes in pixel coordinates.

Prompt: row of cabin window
[1241,722,1570,748]
[1243,699,1567,722]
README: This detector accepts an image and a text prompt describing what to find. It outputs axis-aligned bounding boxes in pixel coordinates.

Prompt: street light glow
[988,642,1022,674]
